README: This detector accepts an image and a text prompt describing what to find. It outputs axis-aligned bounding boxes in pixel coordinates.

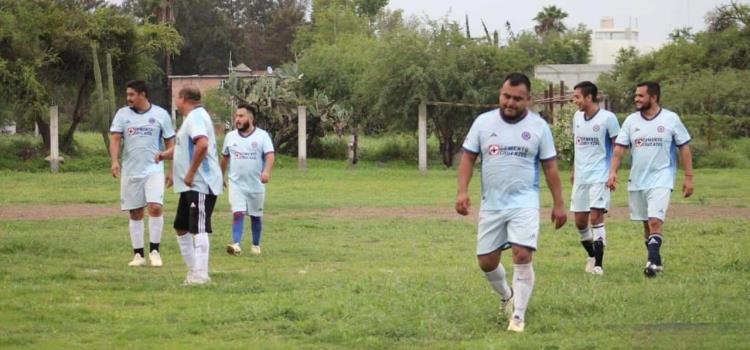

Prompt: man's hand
[551,204,567,229]
[111,162,120,178]
[260,171,270,184]
[154,152,162,164]
[683,176,694,197]
[455,192,471,216]
[165,171,173,188]
[606,172,617,191]
[184,171,194,188]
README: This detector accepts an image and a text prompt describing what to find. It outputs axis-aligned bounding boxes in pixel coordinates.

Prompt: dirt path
[0,203,747,221]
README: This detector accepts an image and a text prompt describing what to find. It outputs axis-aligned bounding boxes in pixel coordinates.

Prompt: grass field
[1,155,749,348]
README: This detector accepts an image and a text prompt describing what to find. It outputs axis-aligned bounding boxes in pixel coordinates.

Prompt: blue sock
[251,216,262,246]
[232,212,244,244]
[646,234,663,265]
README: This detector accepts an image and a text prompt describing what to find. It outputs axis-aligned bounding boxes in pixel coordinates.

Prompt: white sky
[387,0,742,44]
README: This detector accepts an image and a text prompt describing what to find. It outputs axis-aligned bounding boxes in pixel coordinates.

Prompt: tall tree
[533,5,567,35]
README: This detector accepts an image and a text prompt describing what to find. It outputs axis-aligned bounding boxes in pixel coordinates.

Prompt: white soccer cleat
[507,316,525,333]
[128,253,146,267]
[585,257,596,273]
[592,266,604,275]
[183,271,211,286]
[149,250,163,267]
[251,245,261,255]
[499,288,514,317]
[226,243,242,256]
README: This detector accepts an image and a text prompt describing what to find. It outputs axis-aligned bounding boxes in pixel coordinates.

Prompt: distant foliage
[549,102,577,167]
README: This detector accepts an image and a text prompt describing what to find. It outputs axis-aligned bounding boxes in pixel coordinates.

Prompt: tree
[705,1,750,33]
[533,5,568,36]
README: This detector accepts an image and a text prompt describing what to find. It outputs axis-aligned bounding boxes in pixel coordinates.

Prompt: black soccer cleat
[643,261,657,278]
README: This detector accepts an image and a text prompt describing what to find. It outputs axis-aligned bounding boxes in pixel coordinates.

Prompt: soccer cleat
[585,257,596,273]
[499,288,514,317]
[226,243,242,256]
[592,266,604,275]
[507,315,525,333]
[128,253,146,267]
[251,245,261,255]
[149,250,163,267]
[183,271,211,286]
[644,261,657,277]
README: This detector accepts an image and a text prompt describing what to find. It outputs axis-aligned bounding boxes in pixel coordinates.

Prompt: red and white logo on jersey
[127,127,135,135]
[635,138,644,148]
[593,124,600,132]
[488,144,501,156]
[234,151,242,159]
[575,136,582,145]
[657,126,665,133]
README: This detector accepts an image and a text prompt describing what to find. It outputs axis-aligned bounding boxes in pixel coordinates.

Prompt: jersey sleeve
[262,131,275,154]
[187,115,208,142]
[607,113,620,138]
[539,123,557,161]
[673,116,691,146]
[161,112,176,139]
[614,117,630,147]
[221,133,230,156]
[462,119,481,154]
[110,109,125,133]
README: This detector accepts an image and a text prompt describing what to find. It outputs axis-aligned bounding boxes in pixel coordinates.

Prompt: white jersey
[615,108,691,191]
[110,104,175,177]
[463,109,557,211]
[221,128,275,194]
[173,106,223,195]
[573,109,620,184]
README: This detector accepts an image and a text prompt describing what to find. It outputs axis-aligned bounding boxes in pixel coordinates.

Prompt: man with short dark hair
[156,86,223,285]
[607,81,694,277]
[456,72,567,332]
[110,80,175,267]
[221,103,275,256]
[570,81,620,275]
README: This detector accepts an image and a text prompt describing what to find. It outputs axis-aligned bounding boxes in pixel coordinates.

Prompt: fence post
[418,102,427,173]
[49,106,60,173]
[298,105,307,171]
[706,95,713,148]
[548,83,554,116]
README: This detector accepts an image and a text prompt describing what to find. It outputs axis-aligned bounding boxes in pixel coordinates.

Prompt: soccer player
[607,81,693,277]
[456,73,567,333]
[156,86,223,285]
[109,80,175,267]
[220,103,275,256]
[570,81,620,275]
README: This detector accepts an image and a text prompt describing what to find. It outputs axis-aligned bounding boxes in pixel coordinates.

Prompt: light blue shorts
[229,187,265,217]
[120,172,164,211]
[570,182,610,212]
[628,187,671,221]
[477,208,539,255]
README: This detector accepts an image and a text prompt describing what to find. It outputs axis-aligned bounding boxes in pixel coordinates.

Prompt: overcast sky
[387,0,740,43]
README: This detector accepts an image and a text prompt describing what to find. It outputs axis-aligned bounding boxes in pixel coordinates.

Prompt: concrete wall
[534,64,614,87]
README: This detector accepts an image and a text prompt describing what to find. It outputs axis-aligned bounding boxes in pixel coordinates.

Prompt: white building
[591,17,662,65]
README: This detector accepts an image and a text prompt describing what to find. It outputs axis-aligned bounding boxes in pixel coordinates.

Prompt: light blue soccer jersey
[221,128,275,194]
[110,104,175,177]
[173,106,223,195]
[615,108,691,191]
[573,109,620,184]
[463,109,557,211]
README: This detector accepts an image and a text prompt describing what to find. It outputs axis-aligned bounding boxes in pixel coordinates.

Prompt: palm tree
[533,5,568,36]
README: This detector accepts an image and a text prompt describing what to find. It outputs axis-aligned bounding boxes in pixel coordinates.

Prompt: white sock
[512,263,535,321]
[193,232,210,279]
[128,219,144,253]
[148,215,163,248]
[485,265,512,300]
[578,226,592,241]
[592,224,606,245]
[176,234,196,272]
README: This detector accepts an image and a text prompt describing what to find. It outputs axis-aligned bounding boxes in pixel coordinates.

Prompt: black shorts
[174,191,217,234]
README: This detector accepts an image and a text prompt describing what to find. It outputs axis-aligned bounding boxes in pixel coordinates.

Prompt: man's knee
[511,245,533,264]
[574,213,589,230]
[647,218,663,233]
[129,208,145,220]
[477,252,500,272]
[590,209,604,225]
[147,203,162,217]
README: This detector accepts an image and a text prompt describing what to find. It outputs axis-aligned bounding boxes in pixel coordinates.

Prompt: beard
[236,121,251,132]
[637,100,652,112]
[501,107,523,119]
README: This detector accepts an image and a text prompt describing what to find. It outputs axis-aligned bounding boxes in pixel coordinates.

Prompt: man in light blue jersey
[607,81,694,277]
[456,73,567,333]
[220,103,275,256]
[570,81,620,275]
[156,86,223,285]
[109,80,175,268]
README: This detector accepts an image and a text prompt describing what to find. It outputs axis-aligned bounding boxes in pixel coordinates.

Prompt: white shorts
[570,182,610,212]
[120,172,164,210]
[229,188,265,217]
[477,208,539,255]
[628,187,671,222]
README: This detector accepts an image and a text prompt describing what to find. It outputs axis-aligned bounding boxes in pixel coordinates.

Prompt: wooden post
[49,106,60,173]
[418,102,427,173]
[548,83,554,116]
[34,121,39,137]
[706,95,713,148]
[297,105,307,170]
[559,80,565,109]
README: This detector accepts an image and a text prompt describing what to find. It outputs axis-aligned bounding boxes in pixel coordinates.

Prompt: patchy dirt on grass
[0,203,748,221]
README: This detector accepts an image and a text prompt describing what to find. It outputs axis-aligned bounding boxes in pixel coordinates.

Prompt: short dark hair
[574,81,598,102]
[178,86,201,102]
[126,80,148,98]
[502,72,532,93]
[636,81,660,102]
[237,102,258,117]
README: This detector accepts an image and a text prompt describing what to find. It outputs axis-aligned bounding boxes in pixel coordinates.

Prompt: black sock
[581,240,595,257]
[134,248,144,257]
[594,240,605,267]
[646,234,663,265]
[150,242,160,252]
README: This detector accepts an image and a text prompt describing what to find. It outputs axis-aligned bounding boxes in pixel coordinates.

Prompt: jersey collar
[238,127,256,138]
[130,102,152,115]
[584,108,600,121]
[640,107,662,121]
[499,109,528,124]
